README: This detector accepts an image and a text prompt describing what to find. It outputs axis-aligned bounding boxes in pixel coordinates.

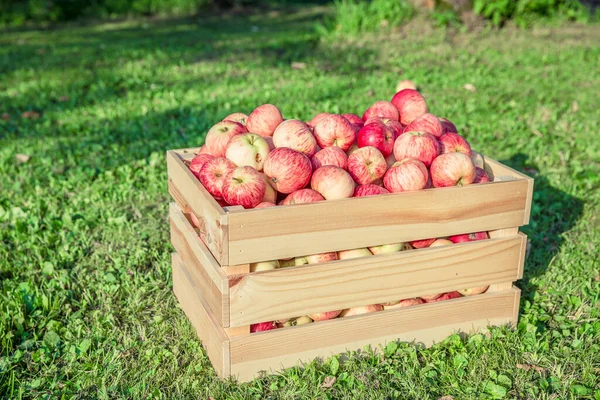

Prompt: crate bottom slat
[173,253,521,382]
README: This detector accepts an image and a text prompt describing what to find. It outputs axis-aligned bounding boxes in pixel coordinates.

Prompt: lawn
[1,5,599,399]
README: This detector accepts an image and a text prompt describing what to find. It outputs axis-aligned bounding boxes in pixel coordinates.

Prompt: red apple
[353,184,389,197]
[338,248,372,260]
[311,146,348,170]
[340,304,383,317]
[309,310,342,321]
[263,148,312,194]
[410,238,435,248]
[357,119,395,157]
[459,286,489,296]
[305,252,338,264]
[310,112,331,128]
[205,121,247,157]
[439,133,472,156]
[199,157,236,200]
[381,118,404,140]
[385,153,396,168]
[223,112,248,125]
[403,113,444,138]
[448,232,488,243]
[396,80,417,92]
[198,145,214,155]
[189,153,214,179]
[311,166,355,200]
[428,238,453,247]
[383,158,429,193]
[225,133,270,171]
[313,114,356,151]
[471,150,485,169]
[255,201,276,208]
[423,291,462,303]
[246,104,284,137]
[391,89,428,125]
[281,189,325,205]
[272,119,317,157]
[189,212,201,229]
[362,100,399,121]
[347,146,387,185]
[473,167,490,184]
[259,173,277,203]
[440,117,458,134]
[250,321,277,333]
[421,293,442,301]
[393,131,440,167]
[221,166,266,209]
[342,113,364,129]
[430,152,476,187]
[383,297,424,310]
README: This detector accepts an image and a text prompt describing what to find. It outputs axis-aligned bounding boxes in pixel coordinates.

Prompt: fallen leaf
[21,111,41,119]
[396,80,417,92]
[59,96,69,102]
[531,128,543,137]
[291,62,306,70]
[571,101,579,113]
[594,274,600,282]
[438,396,455,400]
[16,154,31,164]
[366,89,374,97]
[1,113,9,121]
[516,363,546,372]
[321,376,336,388]
[464,83,476,92]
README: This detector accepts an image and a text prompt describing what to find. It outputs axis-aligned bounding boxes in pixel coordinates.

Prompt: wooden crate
[167,148,532,381]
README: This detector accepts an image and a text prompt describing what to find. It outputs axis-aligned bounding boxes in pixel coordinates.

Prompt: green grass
[1,7,600,399]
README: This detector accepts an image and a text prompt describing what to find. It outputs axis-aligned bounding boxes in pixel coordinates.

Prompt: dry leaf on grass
[291,62,307,70]
[321,376,336,388]
[16,154,31,164]
[1,113,9,121]
[21,111,41,119]
[571,101,579,113]
[464,83,476,92]
[438,396,455,400]
[516,363,546,372]
[594,274,600,282]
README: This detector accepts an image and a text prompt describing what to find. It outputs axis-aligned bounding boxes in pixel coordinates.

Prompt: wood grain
[228,235,525,327]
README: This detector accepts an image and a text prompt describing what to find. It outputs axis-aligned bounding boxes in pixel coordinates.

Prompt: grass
[1,6,599,399]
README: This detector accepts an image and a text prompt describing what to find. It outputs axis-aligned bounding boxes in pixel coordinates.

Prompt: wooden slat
[167,150,229,265]
[230,288,519,382]
[170,203,229,326]
[228,235,525,327]
[172,253,230,378]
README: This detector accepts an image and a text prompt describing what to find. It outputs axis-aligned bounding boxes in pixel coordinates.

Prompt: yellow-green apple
[250,260,280,272]
[198,157,236,200]
[421,293,442,301]
[428,238,453,247]
[357,119,395,157]
[311,146,348,170]
[430,152,476,187]
[381,118,404,140]
[368,243,406,254]
[225,133,270,171]
[259,173,277,203]
[293,316,313,325]
[473,167,490,184]
[264,148,312,194]
[311,166,355,200]
[403,113,444,138]
[294,256,308,266]
[391,89,428,125]
[471,150,485,169]
[309,112,331,128]
[440,117,458,134]
[393,131,440,167]
[448,231,488,243]
[273,119,317,157]
[459,286,489,296]
[439,133,472,156]
[255,201,276,208]
[250,321,277,332]
[313,114,356,151]
[279,258,295,268]
[353,184,389,197]
[306,252,338,264]
[309,310,342,321]
[221,166,266,209]
[383,297,424,310]
[223,112,248,125]
[246,104,284,137]
[205,120,247,157]
[395,79,417,92]
[339,304,383,317]
[424,291,462,303]
[189,153,214,179]
[342,113,364,129]
[383,158,429,193]
[338,248,372,260]
[281,189,325,205]
[362,100,400,121]
[347,146,387,185]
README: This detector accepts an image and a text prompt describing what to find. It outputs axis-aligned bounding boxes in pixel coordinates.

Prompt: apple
[292,316,313,326]
[199,157,236,200]
[272,119,318,157]
[353,184,389,197]
[440,117,458,134]
[294,256,308,266]
[473,167,490,184]
[279,258,296,268]
[428,238,453,247]
[225,133,270,171]
[383,158,429,193]
[250,260,280,272]
[385,153,396,168]
[459,286,489,296]
[402,113,444,138]
[258,173,277,203]
[188,212,201,229]
[342,113,364,129]
[309,310,342,321]
[391,89,428,125]
[381,118,404,140]
[362,100,399,121]
[368,243,406,254]
[264,148,312,194]
[339,304,383,317]
[338,248,372,260]
[313,114,356,151]
[198,145,214,155]
[430,152,476,187]
[223,112,248,125]
[439,133,472,156]
[423,291,462,303]
[311,146,348,170]
[255,201,276,208]
[383,297,424,310]
[347,146,387,185]
[189,153,214,179]
[250,321,277,332]
[306,252,338,264]
[357,119,395,157]
[310,112,331,128]
[395,79,417,92]
[448,232,488,243]
[205,120,247,157]
[246,104,284,137]
[311,166,355,200]
[471,150,485,169]
[281,189,325,205]
[221,166,266,209]
[420,293,442,301]
[393,131,440,167]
